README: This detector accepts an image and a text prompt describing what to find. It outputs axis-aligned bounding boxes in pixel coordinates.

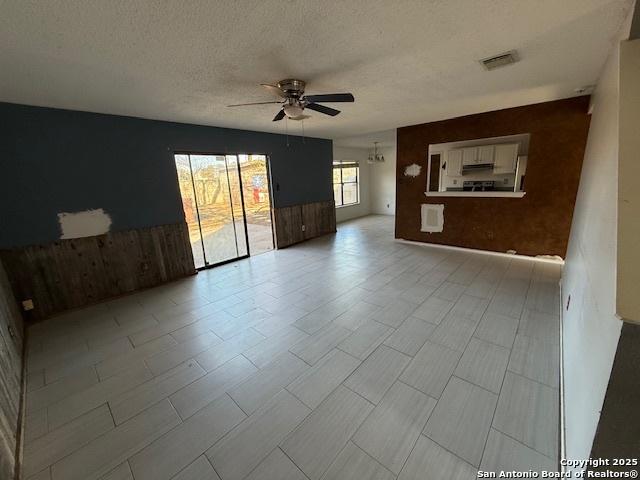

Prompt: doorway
[174,153,274,269]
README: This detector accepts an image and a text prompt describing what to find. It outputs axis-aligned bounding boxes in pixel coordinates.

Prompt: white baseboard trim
[559,280,567,471]
[395,238,565,265]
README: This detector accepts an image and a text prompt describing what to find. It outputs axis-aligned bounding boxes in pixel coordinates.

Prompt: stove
[463,181,495,192]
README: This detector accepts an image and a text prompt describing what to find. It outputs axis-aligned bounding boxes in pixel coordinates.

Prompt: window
[333,161,359,207]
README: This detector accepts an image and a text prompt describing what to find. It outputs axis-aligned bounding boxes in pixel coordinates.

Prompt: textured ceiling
[334,130,397,149]
[0,0,633,139]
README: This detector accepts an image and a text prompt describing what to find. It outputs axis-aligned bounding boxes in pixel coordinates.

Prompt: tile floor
[23,215,561,480]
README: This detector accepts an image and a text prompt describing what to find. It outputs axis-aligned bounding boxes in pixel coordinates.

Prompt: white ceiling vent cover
[480,50,519,70]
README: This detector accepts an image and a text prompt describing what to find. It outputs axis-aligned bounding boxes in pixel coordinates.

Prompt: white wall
[370,145,397,215]
[617,38,640,322]
[561,26,628,464]
[333,146,371,222]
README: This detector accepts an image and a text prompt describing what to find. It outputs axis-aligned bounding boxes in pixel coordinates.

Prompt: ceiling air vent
[480,50,519,71]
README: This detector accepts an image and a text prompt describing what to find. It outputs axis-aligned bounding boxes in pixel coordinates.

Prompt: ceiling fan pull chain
[285,117,289,147]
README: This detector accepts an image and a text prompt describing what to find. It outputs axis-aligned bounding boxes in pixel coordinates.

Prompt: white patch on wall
[58,209,112,239]
[421,204,444,233]
[404,163,421,177]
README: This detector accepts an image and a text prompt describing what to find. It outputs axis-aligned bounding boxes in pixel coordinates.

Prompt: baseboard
[395,238,565,265]
[558,280,567,471]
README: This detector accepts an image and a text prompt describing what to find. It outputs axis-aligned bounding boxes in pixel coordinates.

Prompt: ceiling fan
[227,79,354,121]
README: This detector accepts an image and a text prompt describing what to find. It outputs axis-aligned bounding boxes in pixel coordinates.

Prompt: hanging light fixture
[367,142,385,164]
[283,101,304,118]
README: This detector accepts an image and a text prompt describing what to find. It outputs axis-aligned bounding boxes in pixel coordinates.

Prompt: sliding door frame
[174,150,274,271]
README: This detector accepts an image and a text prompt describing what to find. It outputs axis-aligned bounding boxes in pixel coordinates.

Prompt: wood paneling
[0,222,195,321]
[273,200,336,248]
[396,96,591,257]
[0,259,24,480]
[273,205,305,248]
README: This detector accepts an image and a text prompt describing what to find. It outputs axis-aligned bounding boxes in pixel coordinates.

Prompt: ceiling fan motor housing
[277,79,306,98]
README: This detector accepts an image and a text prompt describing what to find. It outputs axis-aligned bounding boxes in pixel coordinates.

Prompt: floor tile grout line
[490,423,559,463]
[505,362,561,391]
[278,446,313,480]
[226,388,251,417]
[421,430,483,469]
[340,383,377,408]
[347,440,400,478]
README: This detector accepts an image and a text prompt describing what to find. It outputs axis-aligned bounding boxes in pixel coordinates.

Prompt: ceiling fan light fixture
[283,103,304,118]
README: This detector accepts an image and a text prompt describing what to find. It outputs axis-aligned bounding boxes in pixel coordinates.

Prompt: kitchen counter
[425,191,526,198]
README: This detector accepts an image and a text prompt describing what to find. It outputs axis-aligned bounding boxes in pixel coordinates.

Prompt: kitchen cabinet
[461,145,495,165]
[462,147,478,166]
[493,143,519,174]
[478,145,494,164]
[446,149,463,176]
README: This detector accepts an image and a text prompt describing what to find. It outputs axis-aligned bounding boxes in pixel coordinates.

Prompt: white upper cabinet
[478,145,495,164]
[446,149,463,176]
[493,143,519,174]
[461,145,495,165]
[462,147,478,165]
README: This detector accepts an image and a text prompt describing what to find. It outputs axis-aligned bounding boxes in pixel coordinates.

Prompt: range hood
[462,163,494,173]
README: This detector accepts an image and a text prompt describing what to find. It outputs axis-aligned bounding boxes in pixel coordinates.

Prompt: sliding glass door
[238,154,274,256]
[175,154,249,269]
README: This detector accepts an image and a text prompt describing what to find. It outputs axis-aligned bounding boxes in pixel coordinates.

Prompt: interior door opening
[175,153,274,269]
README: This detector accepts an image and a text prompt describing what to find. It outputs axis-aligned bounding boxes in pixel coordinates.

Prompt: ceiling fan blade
[273,109,286,121]
[305,103,340,116]
[227,101,283,107]
[261,84,287,98]
[289,114,311,121]
[303,93,354,103]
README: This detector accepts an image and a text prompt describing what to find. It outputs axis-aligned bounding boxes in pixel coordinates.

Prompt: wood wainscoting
[273,200,337,248]
[0,259,24,480]
[0,222,195,321]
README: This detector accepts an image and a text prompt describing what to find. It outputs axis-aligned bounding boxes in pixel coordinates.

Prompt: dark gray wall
[0,102,333,248]
[590,323,640,473]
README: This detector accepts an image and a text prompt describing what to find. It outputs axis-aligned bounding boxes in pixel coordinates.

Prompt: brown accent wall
[273,200,337,248]
[0,259,24,480]
[396,96,591,257]
[0,222,195,321]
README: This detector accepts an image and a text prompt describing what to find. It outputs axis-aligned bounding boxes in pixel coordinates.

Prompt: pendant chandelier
[368,142,385,164]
